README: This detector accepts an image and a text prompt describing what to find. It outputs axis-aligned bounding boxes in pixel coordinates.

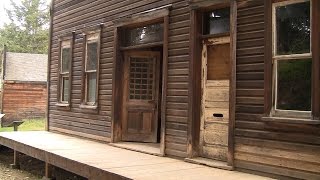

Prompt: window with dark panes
[59,41,71,104]
[83,32,100,106]
[124,23,163,46]
[203,8,230,35]
[273,0,312,113]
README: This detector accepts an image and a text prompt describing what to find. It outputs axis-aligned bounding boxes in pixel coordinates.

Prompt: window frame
[56,34,74,107]
[81,26,102,109]
[264,0,320,122]
[272,0,312,117]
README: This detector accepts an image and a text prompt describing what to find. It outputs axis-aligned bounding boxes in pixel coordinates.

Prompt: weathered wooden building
[1,50,47,126]
[46,0,320,179]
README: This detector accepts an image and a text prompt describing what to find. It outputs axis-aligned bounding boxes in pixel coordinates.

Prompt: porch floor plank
[0,131,272,180]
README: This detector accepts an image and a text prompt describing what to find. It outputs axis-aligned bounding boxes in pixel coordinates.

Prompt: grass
[0,119,45,132]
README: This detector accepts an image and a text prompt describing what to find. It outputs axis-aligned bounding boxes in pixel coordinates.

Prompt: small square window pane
[276,1,310,55]
[87,73,97,103]
[61,48,70,73]
[277,59,311,111]
[86,42,98,71]
[62,77,69,102]
[203,8,230,35]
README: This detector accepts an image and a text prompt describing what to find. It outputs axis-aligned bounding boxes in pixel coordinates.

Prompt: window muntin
[129,57,154,100]
[273,0,312,113]
[59,40,71,104]
[203,8,230,35]
[83,32,100,106]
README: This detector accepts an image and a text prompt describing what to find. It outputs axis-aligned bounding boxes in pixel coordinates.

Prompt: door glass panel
[276,1,310,55]
[276,59,311,111]
[129,57,154,100]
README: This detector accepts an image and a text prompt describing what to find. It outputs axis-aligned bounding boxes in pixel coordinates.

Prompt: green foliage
[0,119,45,132]
[0,0,49,54]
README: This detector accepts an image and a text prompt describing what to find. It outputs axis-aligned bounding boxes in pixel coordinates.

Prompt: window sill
[79,104,98,110]
[261,116,320,125]
[55,103,70,107]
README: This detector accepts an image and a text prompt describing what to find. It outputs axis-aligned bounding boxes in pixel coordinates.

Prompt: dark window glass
[86,42,98,71]
[87,72,97,103]
[125,24,163,46]
[277,59,311,111]
[276,1,310,55]
[61,48,70,73]
[62,77,69,102]
[203,8,230,35]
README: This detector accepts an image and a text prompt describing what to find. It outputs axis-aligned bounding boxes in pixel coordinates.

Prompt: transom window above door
[123,23,164,47]
[203,7,230,35]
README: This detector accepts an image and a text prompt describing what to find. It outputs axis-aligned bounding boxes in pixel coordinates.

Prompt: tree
[0,0,49,54]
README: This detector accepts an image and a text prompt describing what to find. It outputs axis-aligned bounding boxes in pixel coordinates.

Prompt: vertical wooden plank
[312,0,320,119]
[187,9,201,158]
[111,27,123,142]
[264,0,272,115]
[160,15,169,156]
[46,0,54,131]
[44,162,53,179]
[228,0,237,168]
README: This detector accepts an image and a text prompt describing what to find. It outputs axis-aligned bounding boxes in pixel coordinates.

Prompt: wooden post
[43,162,53,180]
[9,150,19,169]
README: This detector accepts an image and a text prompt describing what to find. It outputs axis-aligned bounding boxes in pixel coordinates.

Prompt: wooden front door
[200,37,231,161]
[122,51,160,143]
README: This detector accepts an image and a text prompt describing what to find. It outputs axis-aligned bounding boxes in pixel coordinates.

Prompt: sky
[0,0,51,27]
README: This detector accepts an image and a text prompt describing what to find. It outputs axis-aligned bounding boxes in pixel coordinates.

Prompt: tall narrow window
[273,0,311,115]
[58,40,72,105]
[82,31,100,107]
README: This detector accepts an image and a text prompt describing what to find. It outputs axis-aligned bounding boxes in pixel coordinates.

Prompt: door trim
[111,15,169,157]
[188,1,237,167]
[122,51,160,143]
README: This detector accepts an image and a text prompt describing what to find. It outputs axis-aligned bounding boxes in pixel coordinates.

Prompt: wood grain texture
[49,0,190,157]
[235,0,320,179]
[1,82,47,125]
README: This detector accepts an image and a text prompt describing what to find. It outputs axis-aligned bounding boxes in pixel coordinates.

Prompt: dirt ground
[0,147,41,180]
[0,146,87,180]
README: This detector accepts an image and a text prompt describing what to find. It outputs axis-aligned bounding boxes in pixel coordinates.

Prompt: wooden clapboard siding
[49,0,190,157]
[235,0,320,179]
[1,82,47,125]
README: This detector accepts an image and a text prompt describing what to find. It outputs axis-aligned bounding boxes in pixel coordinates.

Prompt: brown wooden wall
[49,0,190,157]
[235,0,320,179]
[1,82,47,125]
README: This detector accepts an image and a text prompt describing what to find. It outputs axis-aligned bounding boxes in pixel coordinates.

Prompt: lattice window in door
[129,57,154,100]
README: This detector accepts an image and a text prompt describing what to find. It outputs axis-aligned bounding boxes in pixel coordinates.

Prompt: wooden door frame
[188,0,237,167]
[122,51,161,143]
[199,36,231,158]
[111,8,169,156]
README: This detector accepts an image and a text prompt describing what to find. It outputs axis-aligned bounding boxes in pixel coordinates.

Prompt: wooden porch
[0,131,270,180]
